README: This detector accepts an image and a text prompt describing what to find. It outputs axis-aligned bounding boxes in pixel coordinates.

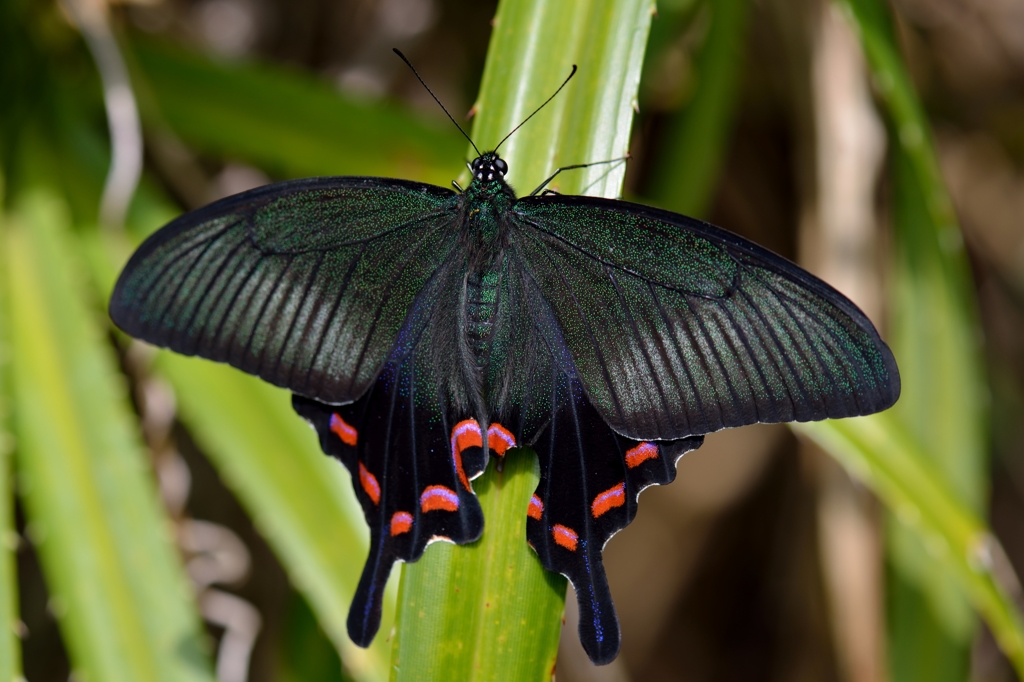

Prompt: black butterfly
[109,58,899,665]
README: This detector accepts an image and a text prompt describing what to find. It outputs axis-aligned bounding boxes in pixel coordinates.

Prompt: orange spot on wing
[390,511,413,536]
[486,423,516,456]
[591,482,626,518]
[552,524,578,551]
[625,442,659,468]
[358,462,380,505]
[330,413,358,446]
[420,485,460,512]
[451,419,482,490]
[528,494,544,520]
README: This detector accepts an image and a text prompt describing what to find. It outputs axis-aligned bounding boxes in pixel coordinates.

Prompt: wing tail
[292,350,487,646]
[522,366,704,664]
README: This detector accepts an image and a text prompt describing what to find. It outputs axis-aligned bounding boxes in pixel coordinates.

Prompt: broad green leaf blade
[6,190,214,682]
[391,449,564,681]
[150,354,395,682]
[393,1,656,679]
[646,0,752,217]
[884,144,979,681]
[0,203,23,682]
[467,0,655,198]
[89,155,395,680]
[92,207,393,682]
[129,40,464,185]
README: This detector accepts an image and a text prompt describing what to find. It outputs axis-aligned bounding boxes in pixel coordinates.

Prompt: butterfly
[109,55,899,666]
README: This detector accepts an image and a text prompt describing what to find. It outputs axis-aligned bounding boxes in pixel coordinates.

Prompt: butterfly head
[470,153,508,184]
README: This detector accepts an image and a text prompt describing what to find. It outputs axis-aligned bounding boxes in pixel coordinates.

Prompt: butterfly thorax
[459,152,516,258]
[456,152,516,391]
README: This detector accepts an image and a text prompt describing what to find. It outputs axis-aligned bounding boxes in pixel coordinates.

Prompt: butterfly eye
[494,158,508,175]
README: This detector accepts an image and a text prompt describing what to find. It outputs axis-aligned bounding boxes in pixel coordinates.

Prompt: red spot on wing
[591,482,626,518]
[552,524,578,551]
[625,442,659,469]
[450,419,482,490]
[358,462,380,505]
[486,423,516,456]
[528,494,544,520]
[420,485,460,513]
[329,413,358,446]
[390,511,413,536]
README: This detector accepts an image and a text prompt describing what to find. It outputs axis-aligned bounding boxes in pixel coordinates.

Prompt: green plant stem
[391,1,656,679]
[799,415,1024,675]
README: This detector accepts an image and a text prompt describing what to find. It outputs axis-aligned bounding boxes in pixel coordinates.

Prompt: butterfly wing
[522,368,703,665]
[110,176,459,404]
[510,194,900,441]
[486,254,704,664]
[292,248,490,646]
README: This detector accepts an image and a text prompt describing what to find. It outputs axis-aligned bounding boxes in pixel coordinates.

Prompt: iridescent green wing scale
[111,176,490,647]
[510,194,901,441]
[110,176,459,404]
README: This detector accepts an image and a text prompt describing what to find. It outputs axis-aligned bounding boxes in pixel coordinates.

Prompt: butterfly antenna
[494,65,577,153]
[393,48,481,156]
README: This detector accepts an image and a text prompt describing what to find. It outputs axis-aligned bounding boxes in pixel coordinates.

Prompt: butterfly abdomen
[465,267,500,371]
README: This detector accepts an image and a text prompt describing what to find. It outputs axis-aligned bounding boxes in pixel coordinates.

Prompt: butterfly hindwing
[110,177,459,404]
[290,246,494,645]
[511,194,900,441]
[293,357,487,645]
[484,258,704,664]
[513,365,700,664]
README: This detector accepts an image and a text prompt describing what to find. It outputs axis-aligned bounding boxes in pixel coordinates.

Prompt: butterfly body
[110,148,899,665]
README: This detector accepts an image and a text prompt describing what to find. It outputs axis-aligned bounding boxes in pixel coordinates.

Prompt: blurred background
[2,0,1024,680]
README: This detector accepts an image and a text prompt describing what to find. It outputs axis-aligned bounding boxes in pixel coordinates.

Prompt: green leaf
[89,181,393,682]
[392,1,656,679]
[795,0,1023,677]
[646,0,752,217]
[67,42,403,681]
[273,593,346,682]
[844,0,987,677]
[151,353,394,682]
[391,449,564,681]
[798,415,1024,675]
[5,189,214,682]
[0,189,23,682]
[465,0,654,198]
[883,144,980,681]
[129,39,465,185]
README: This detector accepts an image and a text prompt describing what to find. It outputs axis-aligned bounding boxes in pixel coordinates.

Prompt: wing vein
[302,241,370,395]
[273,249,329,380]
[512,226,628,426]
[605,268,676,430]
[239,254,296,368]
[647,282,711,433]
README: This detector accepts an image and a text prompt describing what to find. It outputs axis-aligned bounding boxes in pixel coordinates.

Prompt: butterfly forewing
[510,194,900,441]
[110,177,459,403]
